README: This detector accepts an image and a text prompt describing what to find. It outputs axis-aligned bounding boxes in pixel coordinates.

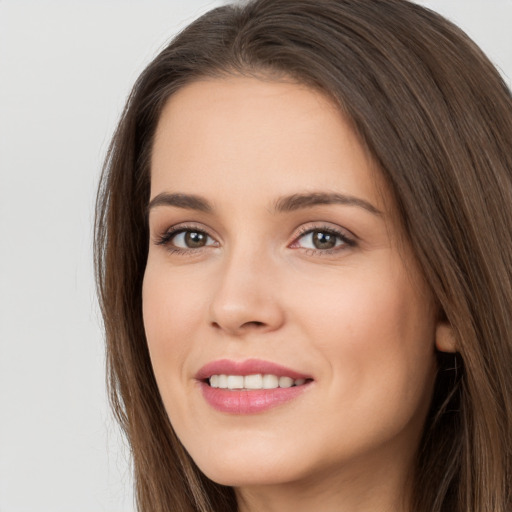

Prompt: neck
[235,445,415,512]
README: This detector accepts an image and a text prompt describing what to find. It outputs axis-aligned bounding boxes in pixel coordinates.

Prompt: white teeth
[208,374,308,390]
[227,375,244,389]
[210,375,219,388]
[279,376,294,388]
[244,374,263,389]
[262,374,279,389]
[218,374,228,388]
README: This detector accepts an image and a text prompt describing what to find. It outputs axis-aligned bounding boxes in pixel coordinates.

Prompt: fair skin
[143,76,443,512]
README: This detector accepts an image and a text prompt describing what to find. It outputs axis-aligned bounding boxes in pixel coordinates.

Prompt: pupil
[313,231,336,249]
[185,231,206,248]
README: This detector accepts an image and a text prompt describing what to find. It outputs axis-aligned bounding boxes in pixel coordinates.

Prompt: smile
[197,359,313,414]
[209,374,307,390]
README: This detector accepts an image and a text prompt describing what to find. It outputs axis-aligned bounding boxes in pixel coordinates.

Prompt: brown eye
[157,228,217,251]
[311,230,337,250]
[184,231,208,248]
[292,227,355,253]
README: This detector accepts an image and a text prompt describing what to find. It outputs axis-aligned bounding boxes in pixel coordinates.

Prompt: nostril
[209,319,266,333]
[242,321,265,328]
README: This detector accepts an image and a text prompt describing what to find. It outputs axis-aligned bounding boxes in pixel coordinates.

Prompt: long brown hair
[94,1,512,510]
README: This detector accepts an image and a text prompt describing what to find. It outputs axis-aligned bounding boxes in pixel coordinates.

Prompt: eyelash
[154,224,215,256]
[292,225,356,255]
[154,223,356,256]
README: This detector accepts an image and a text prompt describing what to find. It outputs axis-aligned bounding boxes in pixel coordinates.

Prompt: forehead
[150,76,387,213]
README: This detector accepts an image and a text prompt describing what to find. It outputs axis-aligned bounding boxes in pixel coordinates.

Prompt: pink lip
[196,358,313,415]
[196,358,311,381]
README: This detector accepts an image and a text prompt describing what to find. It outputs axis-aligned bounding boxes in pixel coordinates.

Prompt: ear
[435,322,457,353]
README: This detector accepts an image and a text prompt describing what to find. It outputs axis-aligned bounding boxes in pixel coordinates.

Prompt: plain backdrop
[0,1,510,511]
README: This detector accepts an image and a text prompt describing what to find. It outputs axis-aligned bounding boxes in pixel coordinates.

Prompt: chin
[200,461,300,488]
[187,439,311,488]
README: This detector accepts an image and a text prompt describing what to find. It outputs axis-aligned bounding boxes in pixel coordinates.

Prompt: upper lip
[195,358,312,381]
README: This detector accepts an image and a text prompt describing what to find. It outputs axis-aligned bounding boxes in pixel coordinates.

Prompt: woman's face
[143,77,439,493]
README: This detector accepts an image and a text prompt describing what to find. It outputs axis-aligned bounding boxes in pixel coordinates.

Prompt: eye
[172,230,213,249]
[155,226,217,252]
[291,226,355,252]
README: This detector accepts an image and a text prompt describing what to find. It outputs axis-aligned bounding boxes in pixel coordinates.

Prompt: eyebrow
[148,192,213,213]
[272,192,382,216]
[147,191,382,216]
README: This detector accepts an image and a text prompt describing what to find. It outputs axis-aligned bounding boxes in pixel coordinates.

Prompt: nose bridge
[209,235,284,335]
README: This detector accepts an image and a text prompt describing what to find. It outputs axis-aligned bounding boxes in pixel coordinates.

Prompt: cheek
[287,260,437,415]
[142,264,203,381]
[291,258,434,347]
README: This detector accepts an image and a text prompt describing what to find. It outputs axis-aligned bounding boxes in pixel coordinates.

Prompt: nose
[209,249,285,337]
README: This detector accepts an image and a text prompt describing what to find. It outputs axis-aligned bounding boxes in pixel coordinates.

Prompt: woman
[94,0,512,511]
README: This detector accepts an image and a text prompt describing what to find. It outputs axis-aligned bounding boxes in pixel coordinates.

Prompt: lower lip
[199,381,311,414]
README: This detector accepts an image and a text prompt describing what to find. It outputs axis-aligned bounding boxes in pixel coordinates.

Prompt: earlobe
[435,322,457,353]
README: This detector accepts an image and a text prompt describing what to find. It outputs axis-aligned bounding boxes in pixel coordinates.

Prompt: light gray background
[0,1,510,511]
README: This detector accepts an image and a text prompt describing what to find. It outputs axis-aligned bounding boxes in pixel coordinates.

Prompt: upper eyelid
[156,222,351,236]
[153,221,356,247]
[156,222,216,237]
[293,222,355,240]
[151,223,217,246]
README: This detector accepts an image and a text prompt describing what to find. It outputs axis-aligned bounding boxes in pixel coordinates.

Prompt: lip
[196,358,312,381]
[196,358,313,414]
